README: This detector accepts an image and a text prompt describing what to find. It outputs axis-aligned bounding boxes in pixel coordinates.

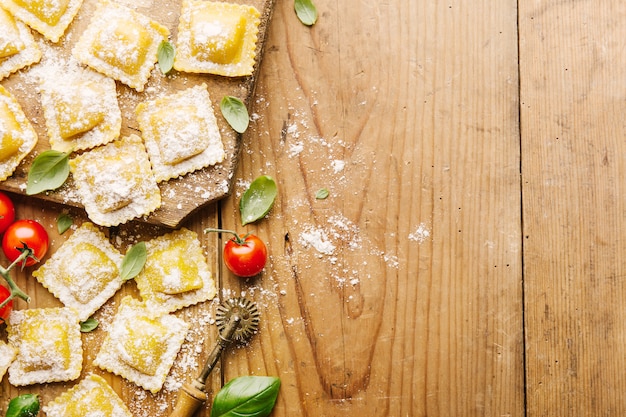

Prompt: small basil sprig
[80,317,99,333]
[210,376,280,417]
[315,188,329,200]
[57,213,73,234]
[26,149,70,195]
[240,175,277,226]
[294,0,318,26]
[120,241,147,282]
[6,394,40,417]
[157,40,176,74]
[220,96,249,133]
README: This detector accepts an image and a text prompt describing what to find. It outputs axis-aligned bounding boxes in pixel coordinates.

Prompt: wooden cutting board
[0,0,275,228]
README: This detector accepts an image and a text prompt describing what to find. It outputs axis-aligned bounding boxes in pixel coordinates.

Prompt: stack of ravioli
[0,0,263,413]
[1,223,217,413]
[0,0,261,226]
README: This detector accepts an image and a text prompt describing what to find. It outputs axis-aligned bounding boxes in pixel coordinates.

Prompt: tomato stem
[204,228,250,245]
[0,247,33,304]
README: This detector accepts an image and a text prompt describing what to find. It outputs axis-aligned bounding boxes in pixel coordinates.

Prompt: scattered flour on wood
[409,223,431,244]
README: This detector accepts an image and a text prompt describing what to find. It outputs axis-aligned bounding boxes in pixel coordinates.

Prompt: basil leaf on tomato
[26,150,70,195]
[240,175,277,226]
[210,376,280,417]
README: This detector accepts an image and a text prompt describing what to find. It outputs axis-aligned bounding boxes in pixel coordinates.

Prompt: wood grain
[520,0,626,415]
[220,0,524,415]
[0,0,275,228]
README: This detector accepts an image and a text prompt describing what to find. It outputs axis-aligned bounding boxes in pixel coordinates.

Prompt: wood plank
[0,0,275,228]
[520,0,626,414]
[219,0,524,415]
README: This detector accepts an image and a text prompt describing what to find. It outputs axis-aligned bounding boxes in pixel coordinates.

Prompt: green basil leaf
[220,96,249,133]
[210,376,280,417]
[157,40,176,74]
[26,150,70,195]
[294,0,318,26]
[80,318,99,333]
[240,175,277,226]
[315,188,329,200]
[120,241,147,282]
[57,213,73,234]
[6,394,40,417]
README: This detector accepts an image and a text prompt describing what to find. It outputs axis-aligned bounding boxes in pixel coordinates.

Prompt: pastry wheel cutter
[169,297,260,417]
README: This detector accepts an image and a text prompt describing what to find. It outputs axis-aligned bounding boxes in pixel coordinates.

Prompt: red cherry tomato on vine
[2,219,49,267]
[0,285,12,323]
[223,233,268,277]
[0,191,15,235]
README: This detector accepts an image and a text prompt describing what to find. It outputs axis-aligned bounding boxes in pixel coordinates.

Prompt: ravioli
[72,0,169,91]
[0,84,38,181]
[135,83,225,182]
[7,307,82,386]
[33,222,124,321]
[174,0,261,77]
[134,227,217,314]
[93,296,189,393]
[0,7,42,80]
[0,340,16,381]
[1,0,83,43]
[39,67,121,152]
[43,373,134,417]
[69,134,161,226]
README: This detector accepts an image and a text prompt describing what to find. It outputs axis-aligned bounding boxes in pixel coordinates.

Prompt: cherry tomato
[0,285,12,324]
[0,191,15,235]
[2,219,49,267]
[223,233,268,277]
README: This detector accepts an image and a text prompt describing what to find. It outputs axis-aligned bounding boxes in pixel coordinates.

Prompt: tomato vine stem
[205,228,251,246]
[0,245,35,306]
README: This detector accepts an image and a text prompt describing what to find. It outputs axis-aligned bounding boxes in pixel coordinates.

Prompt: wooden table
[3,0,626,415]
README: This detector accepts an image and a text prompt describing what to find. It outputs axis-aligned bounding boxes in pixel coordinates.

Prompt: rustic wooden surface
[3,0,626,415]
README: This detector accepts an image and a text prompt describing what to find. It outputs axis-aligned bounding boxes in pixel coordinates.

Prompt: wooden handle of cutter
[169,381,209,417]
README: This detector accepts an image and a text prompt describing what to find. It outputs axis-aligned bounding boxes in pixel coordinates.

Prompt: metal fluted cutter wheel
[169,297,260,417]
[215,297,260,343]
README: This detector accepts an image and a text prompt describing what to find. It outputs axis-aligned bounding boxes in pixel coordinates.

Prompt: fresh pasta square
[0,340,16,381]
[135,83,225,182]
[43,373,134,417]
[93,296,190,393]
[69,134,161,227]
[0,0,83,43]
[0,7,42,80]
[174,0,260,77]
[0,84,38,181]
[7,307,82,386]
[33,222,124,321]
[134,227,217,314]
[72,0,169,91]
[39,66,121,153]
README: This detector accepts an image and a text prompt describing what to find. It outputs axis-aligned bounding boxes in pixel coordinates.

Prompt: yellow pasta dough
[33,222,124,321]
[93,296,190,393]
[7,307,82,386]
[69,134,161,226]
[1,0,83,43]
[39,66,121,152]
[0,84,38,181]
[134,227,217,314]
[0,7,42,80]
[0,340,16,381]
[72,0,169,91]
[135,83,225,182]
[43,373,134,417]
[174,0,260,77]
